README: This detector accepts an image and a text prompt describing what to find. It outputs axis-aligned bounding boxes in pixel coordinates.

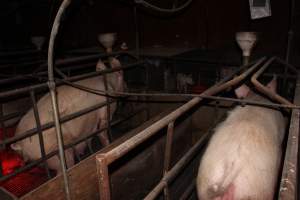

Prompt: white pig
[10,57,125,173]
[197,77,285,200]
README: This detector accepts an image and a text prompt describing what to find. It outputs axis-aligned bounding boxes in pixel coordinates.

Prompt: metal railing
[95,57,299,200]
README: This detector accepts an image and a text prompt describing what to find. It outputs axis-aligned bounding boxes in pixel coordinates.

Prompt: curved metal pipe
[47,0,72,199]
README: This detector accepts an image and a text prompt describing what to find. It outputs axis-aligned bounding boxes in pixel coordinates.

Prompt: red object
[0,150,25,176]
[191,84,207,94]
[0,126,49,197]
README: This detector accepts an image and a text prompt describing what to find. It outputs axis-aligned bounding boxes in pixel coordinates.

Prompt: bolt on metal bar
[30,90,52,179]
[278,72,300,200]
[163,122,174,200]
[96,57,267,200]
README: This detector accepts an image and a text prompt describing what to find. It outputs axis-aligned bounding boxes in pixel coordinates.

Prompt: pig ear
[109,57,121,68]
[266,75,277,93]
[11,143,22,151]
[96,59,106,71]
[235,84,251,99]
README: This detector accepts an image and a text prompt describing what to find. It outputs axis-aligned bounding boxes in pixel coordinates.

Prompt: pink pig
[11,57,125,173]
[197,77,286,200]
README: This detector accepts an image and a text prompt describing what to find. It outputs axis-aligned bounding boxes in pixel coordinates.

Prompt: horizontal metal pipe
[1,99,115,145]
[0,61,144,98]
[110,92,300,110]
[96,57,266,200]
[0,107,145,182]
[102,57,266,164]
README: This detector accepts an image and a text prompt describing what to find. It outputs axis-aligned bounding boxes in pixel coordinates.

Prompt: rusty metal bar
[251,57,295,106]
[103,57,266,164]
[30,90,52,179]
[96,155,111,200]
[96,57,266,200]
[163,122,174,200]
[279,72,300,200]
[163,122,175,173]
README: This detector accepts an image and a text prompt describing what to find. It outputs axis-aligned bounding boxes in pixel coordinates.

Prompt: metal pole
[47,0,72,199]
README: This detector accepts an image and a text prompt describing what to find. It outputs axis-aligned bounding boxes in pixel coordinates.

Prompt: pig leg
[98,107,110,147]
[47,148,74,174]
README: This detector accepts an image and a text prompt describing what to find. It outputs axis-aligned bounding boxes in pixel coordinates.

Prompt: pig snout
[197,78,285,200]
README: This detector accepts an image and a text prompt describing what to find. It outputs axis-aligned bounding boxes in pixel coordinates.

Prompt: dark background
[0,0,299,66]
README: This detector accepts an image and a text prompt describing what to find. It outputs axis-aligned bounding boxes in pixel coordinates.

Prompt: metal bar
[251,57,294,106]
[104,57,265,165]
[163,122,174,172]
[54,67,68,79]
[0,106,145,182]
[144,128,211,200]
[96,57,266,199]
[117,92,300,110]
[179,180,195,200]
[48,81,71,199]
[30,90,52,179]
[103,73,112,144]
[2,99,115,146]
[0,61,144,98]
[163,122,174,200]
[278,72,300,200]
[96,155,111,200]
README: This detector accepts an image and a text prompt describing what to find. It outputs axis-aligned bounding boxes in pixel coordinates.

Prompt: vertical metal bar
[47,0,72,198]
[103,73,112,142]
[86,139,93,154]
[278,72,300,200]
[72,146,81,162]
[96,155,111,200]
[163,122,174,200]
[30,90,51,179]
[48,82,71,200]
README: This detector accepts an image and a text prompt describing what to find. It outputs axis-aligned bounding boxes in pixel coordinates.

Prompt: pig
[196,77,286,200]
[10,57,125,173]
